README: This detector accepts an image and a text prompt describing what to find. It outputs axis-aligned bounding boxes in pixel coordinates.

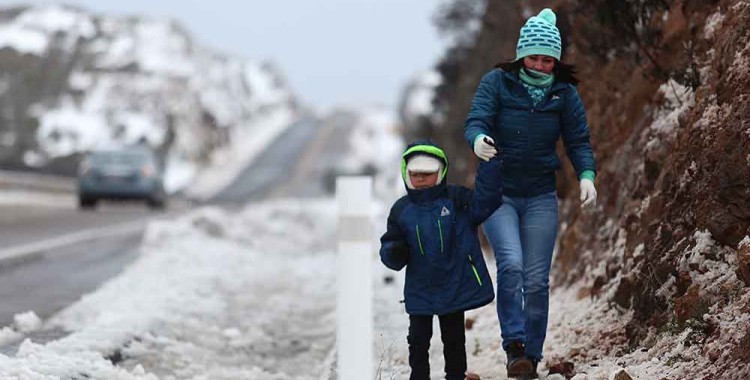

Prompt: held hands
[579,178,597,209]
[473,134,497,162]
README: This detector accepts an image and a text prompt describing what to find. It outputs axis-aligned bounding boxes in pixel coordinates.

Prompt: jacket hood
[401,140,449,195]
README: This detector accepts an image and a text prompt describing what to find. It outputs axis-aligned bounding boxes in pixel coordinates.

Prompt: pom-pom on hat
[516,8,562,61]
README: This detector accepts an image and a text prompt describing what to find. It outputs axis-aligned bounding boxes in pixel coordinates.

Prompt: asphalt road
[0,202,187,327]
[0,115,354,336]
[209,117,324,203]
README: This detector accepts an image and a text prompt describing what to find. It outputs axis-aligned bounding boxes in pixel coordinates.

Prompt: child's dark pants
[408,311,466,380]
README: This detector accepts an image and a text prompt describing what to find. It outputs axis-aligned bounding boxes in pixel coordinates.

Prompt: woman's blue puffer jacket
[379,140,502,316]
[464,68,596,197]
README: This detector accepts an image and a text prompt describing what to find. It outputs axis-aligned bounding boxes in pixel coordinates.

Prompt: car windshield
[88,151,153,166]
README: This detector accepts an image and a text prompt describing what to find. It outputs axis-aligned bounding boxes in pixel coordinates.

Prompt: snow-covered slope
[0,4,298,193]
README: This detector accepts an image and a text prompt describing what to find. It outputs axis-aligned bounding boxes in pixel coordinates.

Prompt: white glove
[580,178,597,209]
[473,134,497,162]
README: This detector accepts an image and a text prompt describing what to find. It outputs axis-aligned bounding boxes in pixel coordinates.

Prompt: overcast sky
[21,0,446,111]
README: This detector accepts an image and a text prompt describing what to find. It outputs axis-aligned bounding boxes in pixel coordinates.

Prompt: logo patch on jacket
[441,206,450,217]
[551,95,561,100]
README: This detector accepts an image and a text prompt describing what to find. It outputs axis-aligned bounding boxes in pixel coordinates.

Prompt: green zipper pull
[416,225,425,255]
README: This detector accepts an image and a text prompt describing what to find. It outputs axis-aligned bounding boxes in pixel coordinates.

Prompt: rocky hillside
[554,1,750,376]
[404,0,750,376]
[0,4,297,180]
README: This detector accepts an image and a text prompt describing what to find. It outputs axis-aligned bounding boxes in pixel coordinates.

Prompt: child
[380,140,503,380]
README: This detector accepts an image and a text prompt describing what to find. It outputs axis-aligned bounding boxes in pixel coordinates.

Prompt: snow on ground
[0,5,95,55]
[1,104,747,379]
[703,10,725,39]
[2,195,711,379]
[0,200,339,380]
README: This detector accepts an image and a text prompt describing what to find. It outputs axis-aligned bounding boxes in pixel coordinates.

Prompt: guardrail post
[336,176,373,380]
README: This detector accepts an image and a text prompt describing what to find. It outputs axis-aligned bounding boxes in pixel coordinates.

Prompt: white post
[336,176,373,380]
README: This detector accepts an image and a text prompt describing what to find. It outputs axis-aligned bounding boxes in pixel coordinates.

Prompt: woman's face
[523,55,556,74]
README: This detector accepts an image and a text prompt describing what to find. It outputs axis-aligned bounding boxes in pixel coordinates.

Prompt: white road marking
[0,191,74,208]
[0,220,145,264]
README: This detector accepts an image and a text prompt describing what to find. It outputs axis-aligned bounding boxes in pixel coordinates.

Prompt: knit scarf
[519,68,554,107]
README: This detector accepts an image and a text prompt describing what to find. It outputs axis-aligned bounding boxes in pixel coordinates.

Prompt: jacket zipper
[437,219,444,253]
[468,255,482,286]
[415,225,425,255]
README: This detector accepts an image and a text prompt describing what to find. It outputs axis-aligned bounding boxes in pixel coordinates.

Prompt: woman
[463,8,597,379]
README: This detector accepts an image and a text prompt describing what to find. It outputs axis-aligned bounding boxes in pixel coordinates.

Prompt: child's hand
[392,241,410,261]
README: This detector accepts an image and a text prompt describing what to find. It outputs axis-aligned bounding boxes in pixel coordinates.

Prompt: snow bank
[0,199,340,379]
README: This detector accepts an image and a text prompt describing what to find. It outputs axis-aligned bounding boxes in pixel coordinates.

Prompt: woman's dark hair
[494,59,579,85]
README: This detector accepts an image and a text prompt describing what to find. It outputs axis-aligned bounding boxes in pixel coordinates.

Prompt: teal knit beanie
[516,8,562,61]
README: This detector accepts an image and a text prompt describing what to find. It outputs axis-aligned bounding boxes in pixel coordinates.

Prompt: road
[209,117,323,203]
[0,202,187,327]
[0,115,353,334]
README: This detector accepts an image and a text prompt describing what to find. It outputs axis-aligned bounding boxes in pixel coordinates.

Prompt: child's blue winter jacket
[379,140,502,316]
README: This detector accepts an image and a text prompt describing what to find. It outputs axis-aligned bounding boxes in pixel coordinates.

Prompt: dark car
[77,147,166,210]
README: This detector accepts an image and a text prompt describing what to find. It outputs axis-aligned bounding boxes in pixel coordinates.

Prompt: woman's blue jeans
[482,191,558,361]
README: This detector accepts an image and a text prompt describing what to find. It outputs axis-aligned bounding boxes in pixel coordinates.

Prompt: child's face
[409,171,439,189]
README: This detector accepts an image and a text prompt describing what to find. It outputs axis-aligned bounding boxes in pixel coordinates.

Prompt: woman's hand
[580,179,597,209]
[473,134,497,161]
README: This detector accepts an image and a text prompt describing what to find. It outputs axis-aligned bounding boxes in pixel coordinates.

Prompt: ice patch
[134,20,194,76]
[0,327,23,347]
[650,79,695,136]
[15,5,95,39]
[68,72,93,91]
[403,70,442,121]
[112,112,164,146]
[703,11,725,39]
[14,311,42,334]
[36,104,110,157]
[0,5,96,55]
[0,25,48,55]
[678,230,715,271]
[739,236,750,249]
